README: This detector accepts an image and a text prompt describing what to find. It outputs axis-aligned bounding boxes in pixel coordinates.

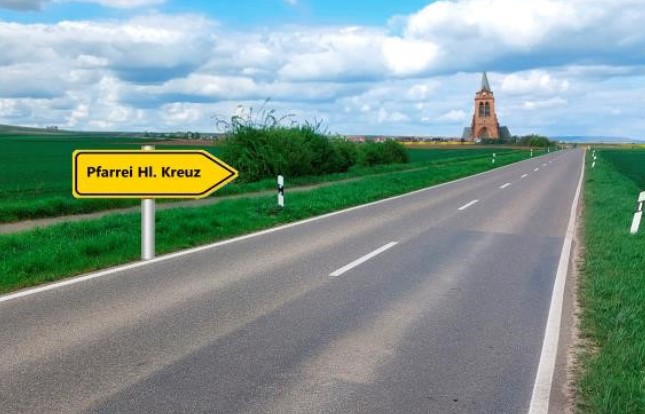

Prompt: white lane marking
[528,152,585,414]
[521,174,529,179]
[499,183,511,189]
[0,156,534,304]
[458,199,479,211]
[543,163,547,167]
[329,242,398,277]
[534,168,540,172]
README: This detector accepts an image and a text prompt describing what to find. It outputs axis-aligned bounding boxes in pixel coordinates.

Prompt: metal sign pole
[142,145,155,260]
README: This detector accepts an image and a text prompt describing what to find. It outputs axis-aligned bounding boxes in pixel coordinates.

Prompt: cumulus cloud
[0,15,214,84]
[500,71,570,95]
[522,96,568,110]
[0,1,644,137]
[437,109,467,122]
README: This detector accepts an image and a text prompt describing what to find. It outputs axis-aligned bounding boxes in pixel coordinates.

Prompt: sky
[0,0,644,138]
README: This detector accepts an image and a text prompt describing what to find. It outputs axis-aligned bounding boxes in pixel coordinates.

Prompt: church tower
[469,72,501,139]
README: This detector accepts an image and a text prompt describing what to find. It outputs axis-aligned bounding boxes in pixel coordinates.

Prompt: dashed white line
[521,174,529,179]
[329,242,398,277]
[543,163,547,167]
[458,199,479,211]
[499,183,511,189]
[534,168,540,172]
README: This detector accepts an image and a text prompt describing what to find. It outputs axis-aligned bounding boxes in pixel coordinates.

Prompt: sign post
[73,149,238,260]
[141,145,155,260]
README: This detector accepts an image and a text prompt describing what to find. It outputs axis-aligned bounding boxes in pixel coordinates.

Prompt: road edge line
[0,153,551,304]
[528,150,585,414]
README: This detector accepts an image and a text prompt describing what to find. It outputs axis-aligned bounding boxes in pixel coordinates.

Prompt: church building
[462,72,511,141]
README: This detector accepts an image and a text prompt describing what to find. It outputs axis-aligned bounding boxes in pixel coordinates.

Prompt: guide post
[142,145,155,260]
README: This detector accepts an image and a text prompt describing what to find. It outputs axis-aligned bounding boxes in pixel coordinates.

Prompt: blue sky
[0,0,644,138]
[0,1,431,26]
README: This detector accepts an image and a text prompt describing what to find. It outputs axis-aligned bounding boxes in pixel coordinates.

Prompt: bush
[218,103,407,182]
[516,134,556,147]
[357,140,408,167]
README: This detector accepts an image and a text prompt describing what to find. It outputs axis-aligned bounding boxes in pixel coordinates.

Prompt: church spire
[481,71,491,92]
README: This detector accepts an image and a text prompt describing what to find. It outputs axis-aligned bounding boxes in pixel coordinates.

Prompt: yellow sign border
[72,149,238,199]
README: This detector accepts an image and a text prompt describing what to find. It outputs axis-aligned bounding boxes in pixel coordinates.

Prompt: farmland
[0,134,537,224]
[575,149,645,413]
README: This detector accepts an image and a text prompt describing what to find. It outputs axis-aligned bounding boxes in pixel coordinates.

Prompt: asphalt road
[0,149,584,413]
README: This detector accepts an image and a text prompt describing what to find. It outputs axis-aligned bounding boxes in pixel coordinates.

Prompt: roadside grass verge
[0,151,533,294]
[0,138,531,223]
[575,150,645,413]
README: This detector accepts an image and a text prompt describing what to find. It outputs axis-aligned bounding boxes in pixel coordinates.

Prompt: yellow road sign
[73,150,238,199]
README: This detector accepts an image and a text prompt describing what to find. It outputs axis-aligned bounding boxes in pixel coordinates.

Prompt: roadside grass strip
[0,132,532,223]
[575,150,645,413]
[0,152,531,294]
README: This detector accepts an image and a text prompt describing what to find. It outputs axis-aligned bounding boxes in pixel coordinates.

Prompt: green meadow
[0,134,533,223]
[575,149,645,413]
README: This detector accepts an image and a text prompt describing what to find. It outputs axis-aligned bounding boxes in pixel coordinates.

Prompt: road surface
[0,150,583,413]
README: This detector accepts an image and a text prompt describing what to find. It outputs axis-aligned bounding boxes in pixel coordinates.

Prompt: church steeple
[481,71,491,93]
[462,71,511,141]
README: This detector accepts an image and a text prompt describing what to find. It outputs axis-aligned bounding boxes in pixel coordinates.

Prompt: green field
[576,149,645,413]
[407,147,524,163]
[0,134,534,224]
[0,149,538,294]
[601,150,645,188]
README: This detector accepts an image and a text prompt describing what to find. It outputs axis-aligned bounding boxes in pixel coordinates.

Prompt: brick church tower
[463,72,510,141]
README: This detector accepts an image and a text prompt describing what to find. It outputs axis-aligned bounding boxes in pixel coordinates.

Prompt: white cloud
[377,108,410,123]
[382,37,440,76]
[500,71,570,95]
[522,97,568,110]
[283,0,297,5]
[0,2,644,138]
[437,109,467,122]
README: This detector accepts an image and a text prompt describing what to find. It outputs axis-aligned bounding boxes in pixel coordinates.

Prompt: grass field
[0,149,538,294]
[0,134,536,223]
[406,147,535,163]
[575,149,645,413]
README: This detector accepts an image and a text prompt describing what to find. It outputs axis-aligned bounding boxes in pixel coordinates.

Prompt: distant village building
[462,72,511,141]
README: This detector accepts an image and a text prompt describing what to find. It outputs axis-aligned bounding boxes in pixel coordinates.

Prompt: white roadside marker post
[278,175,285,208]
[141,145,155,260]
[492,153,496,164]
[530,149,533,158]
[630,191,645,234]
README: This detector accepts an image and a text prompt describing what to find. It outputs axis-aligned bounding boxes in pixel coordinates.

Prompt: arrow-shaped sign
[73,150,238,199]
